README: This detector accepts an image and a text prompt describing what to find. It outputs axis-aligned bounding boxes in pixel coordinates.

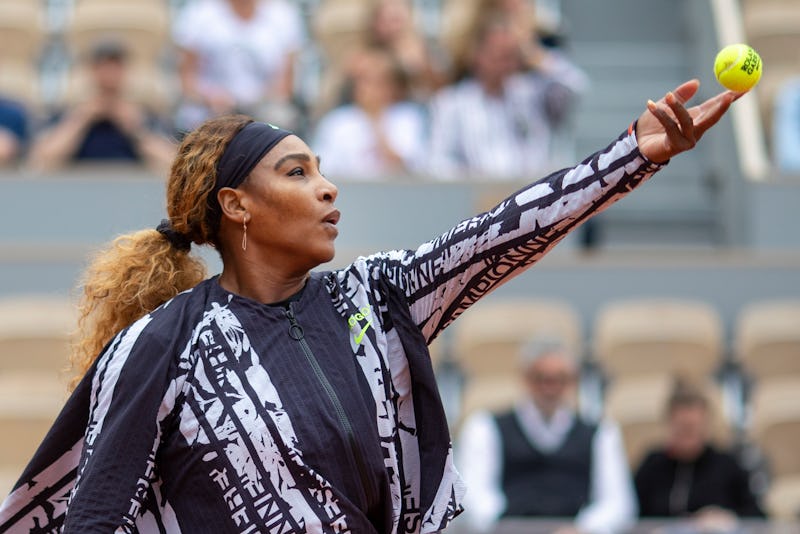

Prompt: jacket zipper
[284,303,377,507]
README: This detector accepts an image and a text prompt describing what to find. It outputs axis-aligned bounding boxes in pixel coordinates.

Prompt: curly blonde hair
[69,115,253,389]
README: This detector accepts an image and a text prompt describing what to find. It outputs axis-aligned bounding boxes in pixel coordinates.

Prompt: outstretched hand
[635,79,743,163]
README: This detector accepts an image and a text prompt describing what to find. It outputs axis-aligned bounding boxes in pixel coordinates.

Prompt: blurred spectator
[773,76,800,174]
[443,0,565,80]
[457,338,636,533]
[532,0,567,48]
[172,0,306,132]
[469,0,541,58]
[365,0,447,100]
[27,39,176,174]
[634,378,765,525]
[428,14,588,180]
[481,0,566,49]
[0,95,28,166]
[312,47,427,180]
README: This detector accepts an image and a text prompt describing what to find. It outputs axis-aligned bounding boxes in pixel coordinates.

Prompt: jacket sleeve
[371,126,665,342]
[62,314,184,532]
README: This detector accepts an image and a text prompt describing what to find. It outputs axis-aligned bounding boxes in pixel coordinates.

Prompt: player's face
[237,135,339,273]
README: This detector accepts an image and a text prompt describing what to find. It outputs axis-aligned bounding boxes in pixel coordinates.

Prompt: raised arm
[375,80,740,341]
[637,79,741,163]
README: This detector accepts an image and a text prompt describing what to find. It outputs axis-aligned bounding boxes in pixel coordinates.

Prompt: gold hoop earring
[241,216,248,251]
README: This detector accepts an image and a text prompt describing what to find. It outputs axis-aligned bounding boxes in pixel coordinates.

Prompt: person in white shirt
[312,47,428,180]
[429,13,588,180]
[456,338,636,533]
[172,0,306,132]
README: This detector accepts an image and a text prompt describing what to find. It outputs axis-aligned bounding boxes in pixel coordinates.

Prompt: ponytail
[68,114,253,389]
[68,229,206,389]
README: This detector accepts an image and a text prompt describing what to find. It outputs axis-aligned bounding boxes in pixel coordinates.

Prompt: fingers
[666,91,696,145]
[646,99,682,139]
[647,82,732,148]
[646,96,694,152]
[692,91,739,140]
[638,80,741,162]
[671,79,700,104]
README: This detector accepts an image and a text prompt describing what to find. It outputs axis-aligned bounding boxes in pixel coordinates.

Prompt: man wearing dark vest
[457,339,636,533]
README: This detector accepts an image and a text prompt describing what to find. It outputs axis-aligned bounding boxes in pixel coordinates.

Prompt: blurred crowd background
[0,0,794,180]
[0,0,596,180]
[0,0,799,531]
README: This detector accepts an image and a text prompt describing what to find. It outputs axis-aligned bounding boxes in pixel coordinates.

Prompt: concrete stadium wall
[1,166,798,342]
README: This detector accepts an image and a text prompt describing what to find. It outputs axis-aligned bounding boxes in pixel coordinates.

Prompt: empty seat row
[442,296,800,386]
[0,0,173,109]
[437,295,800,518]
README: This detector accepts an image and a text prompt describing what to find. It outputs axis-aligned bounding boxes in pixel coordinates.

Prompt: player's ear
[218,187,247,223]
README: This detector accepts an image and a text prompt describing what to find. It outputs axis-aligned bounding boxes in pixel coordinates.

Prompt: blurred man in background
[27,38,176,174]
[457,338,636,533]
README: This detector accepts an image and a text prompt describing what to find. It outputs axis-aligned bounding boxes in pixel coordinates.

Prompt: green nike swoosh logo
[354,319,373,344]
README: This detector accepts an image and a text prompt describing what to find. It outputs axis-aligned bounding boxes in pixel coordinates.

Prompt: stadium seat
[604,374,731,469]
[428,333,447,370]
[0,406,60,498]
[450,298,582,428]
[0,1,45,64]
[742,1,800,71]
[0,1,45,107]
[65,1,171,67]
[59,0,177,113]
[62,60,178,115]
[308,0,373,117]
[459,375,524,424]
[439,0,480,62]
[451,298,583,382]
[741,0,800,137]
[764,474,800,521]
[0,61,41,109]
[311,0,371,67]
[0,294,76,376]
[0,295,73,497]
[750,378,800,479]
[735,299,800,381]
[593,298,723,380]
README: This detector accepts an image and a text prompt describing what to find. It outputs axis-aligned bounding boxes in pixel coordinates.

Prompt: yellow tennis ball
[714,44,762,92]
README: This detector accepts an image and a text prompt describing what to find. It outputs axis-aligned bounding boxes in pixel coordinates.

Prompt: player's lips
[323,210,340,226]
[323,210,340,237]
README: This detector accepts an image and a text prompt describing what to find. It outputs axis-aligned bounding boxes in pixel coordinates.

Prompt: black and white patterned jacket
[0,128,662,533]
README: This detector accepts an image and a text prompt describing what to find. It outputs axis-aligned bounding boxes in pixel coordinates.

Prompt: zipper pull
[285,304,304,341]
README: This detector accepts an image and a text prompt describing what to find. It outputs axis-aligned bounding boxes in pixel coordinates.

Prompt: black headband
[208,121,293,221]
